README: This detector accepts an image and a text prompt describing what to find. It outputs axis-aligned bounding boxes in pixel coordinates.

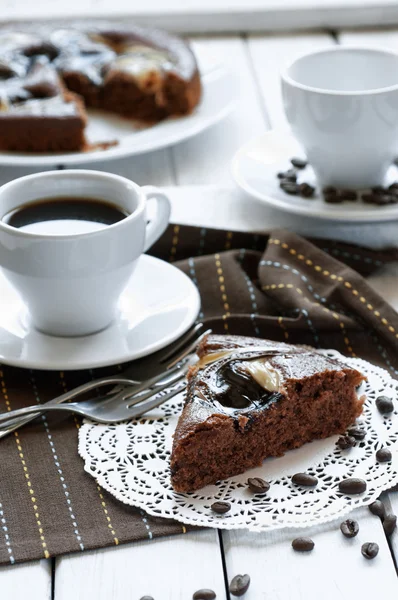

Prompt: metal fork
[0,359,190,425]
[0,323,209,436]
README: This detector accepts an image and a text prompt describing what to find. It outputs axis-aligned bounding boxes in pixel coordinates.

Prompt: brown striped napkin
[0,225,397,566]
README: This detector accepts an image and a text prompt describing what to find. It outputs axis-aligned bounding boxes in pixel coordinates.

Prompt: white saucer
[232,129,398,223]
[0,255,200,371]
[0,64,236,167]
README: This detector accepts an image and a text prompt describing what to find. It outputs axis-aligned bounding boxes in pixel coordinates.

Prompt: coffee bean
[229,574,250,597]
[338,478,367,495]
[280,181,299,195]
[372,186,385,195]
[247,477,270,494]
[340,189,357,201]
[278,170,297,182]
[369,500,387,520]
[361,542,379,559]
[388,182,398,191]
[291,157,308,169]
[323,186,337,195]
[340,519,359,538]
[347,426,366,440]
[383,514,397,536]
[299,183,315,198]
[362,193,380,204]
[337,435,356,450]
[211,501,231,514]
[285,169,298,181]
[363,193,394,205]
[376,447,392,463]
[193,589,216,600]
[140,597,154,600]
[291,473,318,487]
[324,192,343,203]
[376,395,394,414]
[292,537,314,552]
[378,194,397,204]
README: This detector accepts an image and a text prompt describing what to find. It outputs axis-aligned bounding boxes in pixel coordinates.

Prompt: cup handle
[142,186,171,253]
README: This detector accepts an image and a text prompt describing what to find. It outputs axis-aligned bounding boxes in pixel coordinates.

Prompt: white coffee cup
[281,46,398,188]
[0,170,171,337]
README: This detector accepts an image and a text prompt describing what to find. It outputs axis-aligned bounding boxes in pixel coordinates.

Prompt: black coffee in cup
[2,196,129,235]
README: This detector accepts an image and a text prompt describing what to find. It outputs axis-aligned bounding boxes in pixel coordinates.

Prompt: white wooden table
[2,21,398,600]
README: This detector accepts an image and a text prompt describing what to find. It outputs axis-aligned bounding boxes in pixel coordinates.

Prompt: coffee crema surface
[2,196,129,235]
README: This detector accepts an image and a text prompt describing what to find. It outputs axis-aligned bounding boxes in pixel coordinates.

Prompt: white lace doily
[78,351,398,531]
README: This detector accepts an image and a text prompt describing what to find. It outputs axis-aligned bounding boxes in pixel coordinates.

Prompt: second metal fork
[0,359,190,425]
[0,323,209,437]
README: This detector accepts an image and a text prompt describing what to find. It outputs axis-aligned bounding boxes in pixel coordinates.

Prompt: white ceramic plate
[0,255,200,370]
[232,129,398,223]
[0,65,236,167]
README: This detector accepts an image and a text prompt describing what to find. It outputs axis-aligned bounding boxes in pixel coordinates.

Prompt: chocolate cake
[171,335,366,492]
[0,23,201,152]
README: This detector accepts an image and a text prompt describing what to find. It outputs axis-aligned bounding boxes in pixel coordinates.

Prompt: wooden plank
[167,184,398,249]
[0,151,174,188]
[172,36,268,185]
[55,529,227,600]
[0,559,52,600]
[4,1,398,33]
[384,492,398,567]
[247,32,336,129]
[222,506,398,599]
[339,27,398,46]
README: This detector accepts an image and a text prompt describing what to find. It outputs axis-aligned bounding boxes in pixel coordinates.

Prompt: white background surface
[1,13,398,600]
[4,0,398,31]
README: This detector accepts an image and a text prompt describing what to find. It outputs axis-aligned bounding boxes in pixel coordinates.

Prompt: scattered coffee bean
[324,192,343,203]
[323,186,337,195]
[193,589,216,600]
[229,574,250,597]
[383,514,397,536]
[291,157,308,169]
[376,395,394,414]
[284,169,298,181]
[299,182,315,198]
[278,169,297,182]
[376,447,392,463]
[337,435,356,450]
[347,426,366,441]
[362,193,395,205]
[338,478,367,495]
[211,501,231,514]
[369,500,387,520]
[292,537,314,552]
[361,542,379,559]
[340,518,359,538]
[340,189,357,201]
[291,473,318,487]
[362,193,378,204]
[280,181,299,195]
[247,477,270,494]
[372,186,385,195]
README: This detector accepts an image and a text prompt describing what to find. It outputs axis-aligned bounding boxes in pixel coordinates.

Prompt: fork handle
[0,377,138,429]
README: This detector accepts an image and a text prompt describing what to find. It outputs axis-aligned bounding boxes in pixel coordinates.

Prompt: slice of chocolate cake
[170,335,366,493]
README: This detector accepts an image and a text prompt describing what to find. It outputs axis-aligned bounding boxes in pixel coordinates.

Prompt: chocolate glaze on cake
[0,22,201,152]
[170,335,366,493]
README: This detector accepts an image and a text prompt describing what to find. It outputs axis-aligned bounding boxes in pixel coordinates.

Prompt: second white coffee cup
[281,46,398,188]
[0,170,171,337]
